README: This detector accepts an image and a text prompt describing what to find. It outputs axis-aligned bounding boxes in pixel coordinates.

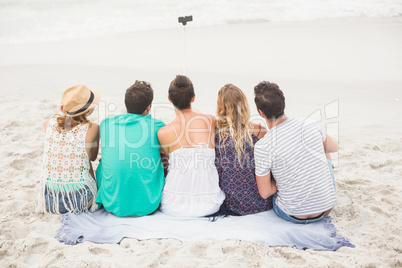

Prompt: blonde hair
[216,84,253,164]
[55,114,90,133]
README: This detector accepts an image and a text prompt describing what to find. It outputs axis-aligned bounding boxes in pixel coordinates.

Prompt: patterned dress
[215,131,272,215]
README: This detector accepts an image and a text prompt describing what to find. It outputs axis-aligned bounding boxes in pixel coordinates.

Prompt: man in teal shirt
[96,81,166,216]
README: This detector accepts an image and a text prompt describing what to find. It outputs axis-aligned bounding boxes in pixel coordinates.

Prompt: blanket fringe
[55,213,77,245]
[323,217,355,249]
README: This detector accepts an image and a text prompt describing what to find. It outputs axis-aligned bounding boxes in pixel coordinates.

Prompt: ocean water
[0,0,401,44]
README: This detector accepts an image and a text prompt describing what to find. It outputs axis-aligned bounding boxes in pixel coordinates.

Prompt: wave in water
[0,0,401,44]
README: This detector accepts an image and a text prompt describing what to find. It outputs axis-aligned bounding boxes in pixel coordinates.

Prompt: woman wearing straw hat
[37,85,101,214]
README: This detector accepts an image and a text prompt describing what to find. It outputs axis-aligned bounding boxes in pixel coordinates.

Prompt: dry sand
[0,17,401,267]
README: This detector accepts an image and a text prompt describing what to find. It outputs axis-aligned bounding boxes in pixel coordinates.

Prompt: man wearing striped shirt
[253,81,338,224]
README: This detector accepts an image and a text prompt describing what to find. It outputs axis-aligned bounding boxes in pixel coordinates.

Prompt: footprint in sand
[370,159,393,169]
[345,179,371,185]
[88,246,112,256]
[188,243,206,257]
[378,188,397,205]
[27,241,49,254]
[370,206,390,218]
[378,189,392,196]
[24,239,51,264]
[10,158,34,171]
[4,120,20,128]
[120,240,131,249]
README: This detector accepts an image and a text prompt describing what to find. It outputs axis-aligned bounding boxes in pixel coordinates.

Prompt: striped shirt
[254,118,336,216]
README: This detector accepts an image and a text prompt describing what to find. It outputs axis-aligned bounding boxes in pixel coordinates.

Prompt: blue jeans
[45,185,93,214]
[273,159,335,224]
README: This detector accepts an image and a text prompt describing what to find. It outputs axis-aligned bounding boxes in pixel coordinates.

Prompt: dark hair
[254,81,285,119]
[125,80,154,114]
[168,75,195,110]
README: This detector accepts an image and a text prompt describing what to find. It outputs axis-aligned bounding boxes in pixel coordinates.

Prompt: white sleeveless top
[160,118,225,217]
[36,118,98,213]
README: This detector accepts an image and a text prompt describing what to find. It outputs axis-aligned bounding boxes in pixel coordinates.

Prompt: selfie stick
[178,15,193,75]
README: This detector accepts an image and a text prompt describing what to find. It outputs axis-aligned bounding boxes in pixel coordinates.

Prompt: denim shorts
[45,185,93,214]
[273,159,335,224]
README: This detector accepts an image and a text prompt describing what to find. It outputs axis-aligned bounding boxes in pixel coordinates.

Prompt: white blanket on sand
[56,209,354,251]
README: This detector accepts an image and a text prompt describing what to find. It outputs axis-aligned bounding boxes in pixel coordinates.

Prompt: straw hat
[61,85,101,117]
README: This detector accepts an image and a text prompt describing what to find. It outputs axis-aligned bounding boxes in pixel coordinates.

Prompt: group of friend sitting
[37,75,338,224]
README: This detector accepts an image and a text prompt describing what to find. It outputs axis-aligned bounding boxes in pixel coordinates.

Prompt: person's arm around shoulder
[251,123,267,139]
[323,134,338,154]
[85,123,99,161]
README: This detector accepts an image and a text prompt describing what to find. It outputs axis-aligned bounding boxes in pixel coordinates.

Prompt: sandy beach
[0,17,401,267]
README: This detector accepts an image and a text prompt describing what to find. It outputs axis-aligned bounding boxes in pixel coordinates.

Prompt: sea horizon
[1,0,401,45]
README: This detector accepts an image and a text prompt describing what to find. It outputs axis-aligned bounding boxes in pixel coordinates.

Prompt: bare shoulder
[205,114,216,122]
[251,123,267,139]
[158,124,178,149]
[43,118,52,131]
[157,124,173,141]
[86,122,99,141]
[158,124,172,135]
[204,114,216,126]
[88,122,99,132]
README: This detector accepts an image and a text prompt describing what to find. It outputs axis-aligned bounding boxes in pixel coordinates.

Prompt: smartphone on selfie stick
[178,15,193,74]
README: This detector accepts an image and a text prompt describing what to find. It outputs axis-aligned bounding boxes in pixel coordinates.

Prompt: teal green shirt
[96,113,165,216]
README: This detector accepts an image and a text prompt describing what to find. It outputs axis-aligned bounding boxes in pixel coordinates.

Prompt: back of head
[217,83,250,129]
[61,84,100,117]
[125,80,154,114]
[254,81,285,119]
[216,83,253,164]
[57,84,100,132]
[168,75,195,110]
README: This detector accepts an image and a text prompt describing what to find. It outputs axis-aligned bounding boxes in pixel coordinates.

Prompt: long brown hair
[216,84,253,164]
[55,114,90,132]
